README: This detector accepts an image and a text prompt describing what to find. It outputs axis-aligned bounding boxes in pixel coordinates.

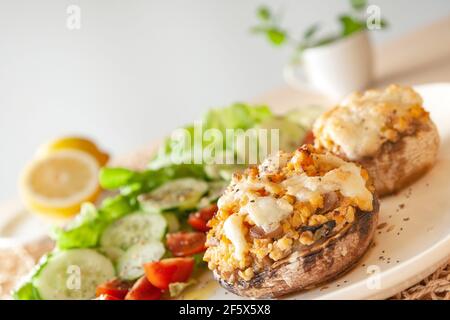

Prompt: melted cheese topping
[241,197,293,232]
[258,151,291,175]
[217,179,264,208]
[223,214,247,260]
[282,156,373,211]
[212,148,374,266]
[313,85,423,160]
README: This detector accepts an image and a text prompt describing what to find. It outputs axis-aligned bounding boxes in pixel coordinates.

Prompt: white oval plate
[1,83,450,300]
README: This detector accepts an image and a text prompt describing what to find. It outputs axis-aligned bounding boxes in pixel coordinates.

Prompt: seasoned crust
[215,198,379,299]
[359,121,439,197]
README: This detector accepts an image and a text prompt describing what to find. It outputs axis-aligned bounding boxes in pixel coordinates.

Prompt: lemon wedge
[20,150,101,217]
[37,136,109,166]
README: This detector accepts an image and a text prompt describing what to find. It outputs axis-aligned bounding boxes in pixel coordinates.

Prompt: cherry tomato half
[125,276,162,300]
[188,204,218,232]
[166,231,206,257]
[144,257,195,290]
[95,278,133,300]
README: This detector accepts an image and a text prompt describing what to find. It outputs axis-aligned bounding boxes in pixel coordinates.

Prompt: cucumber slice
[219,167,237,181]
[138,178,208,212]
[100,211,167,251]
[205,164,244,181]
[98,246,125,263]
[256,117,306,153]
[204,164,222,180]
[33,249,115,300]
[117,241,165,280]
[284,105,325,129]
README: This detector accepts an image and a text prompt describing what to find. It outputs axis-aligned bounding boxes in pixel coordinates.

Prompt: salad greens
[13,253,51,300]
[149,103,273,170]
[13,102,318,299]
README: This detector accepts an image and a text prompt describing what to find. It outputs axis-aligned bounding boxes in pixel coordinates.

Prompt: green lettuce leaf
[52,203,107,249]
[149,103,273,170]
[53,196,138,250]
[12,253,52,300]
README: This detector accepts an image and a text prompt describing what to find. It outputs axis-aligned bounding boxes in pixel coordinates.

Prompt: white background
[1,0,449,201]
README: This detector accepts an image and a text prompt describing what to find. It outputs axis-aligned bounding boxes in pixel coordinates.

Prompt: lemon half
[37,137,109,166]
[20,150,101,217]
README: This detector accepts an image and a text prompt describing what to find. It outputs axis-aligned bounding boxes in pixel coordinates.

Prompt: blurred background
[1,0,450,202]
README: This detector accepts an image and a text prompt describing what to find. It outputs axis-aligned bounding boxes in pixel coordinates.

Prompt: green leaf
[350,0,367,11]
[303,24,320,41]
[100,195,137,221]
[266,28,286,46]
[53,195,139,250]
[380,18,388,28]
[314,34,340,47]
[52,203,103,249]
[99,167,137,190]
[257,6,271,21]
[192,252,207,270]
[339,15,365,37]
[150,103,272,170]
[12,281,40,300]
[12,253,51,300]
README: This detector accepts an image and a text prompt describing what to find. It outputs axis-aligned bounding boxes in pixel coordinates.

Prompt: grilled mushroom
[313,84,439,197]
[204,146,378,298]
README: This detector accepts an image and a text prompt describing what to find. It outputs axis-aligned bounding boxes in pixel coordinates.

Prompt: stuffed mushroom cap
[313,84,439,196]
[204,145,378,298]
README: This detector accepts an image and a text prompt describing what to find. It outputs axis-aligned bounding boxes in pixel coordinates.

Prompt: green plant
[251,0,387,62]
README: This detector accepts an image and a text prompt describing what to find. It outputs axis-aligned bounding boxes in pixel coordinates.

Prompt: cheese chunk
[223,214,248,260]
[241,197,293,232]
[283,155,373,211]
[217,179,263,208]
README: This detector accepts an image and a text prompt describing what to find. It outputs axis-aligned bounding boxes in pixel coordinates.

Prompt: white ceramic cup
[284,31,373,100]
